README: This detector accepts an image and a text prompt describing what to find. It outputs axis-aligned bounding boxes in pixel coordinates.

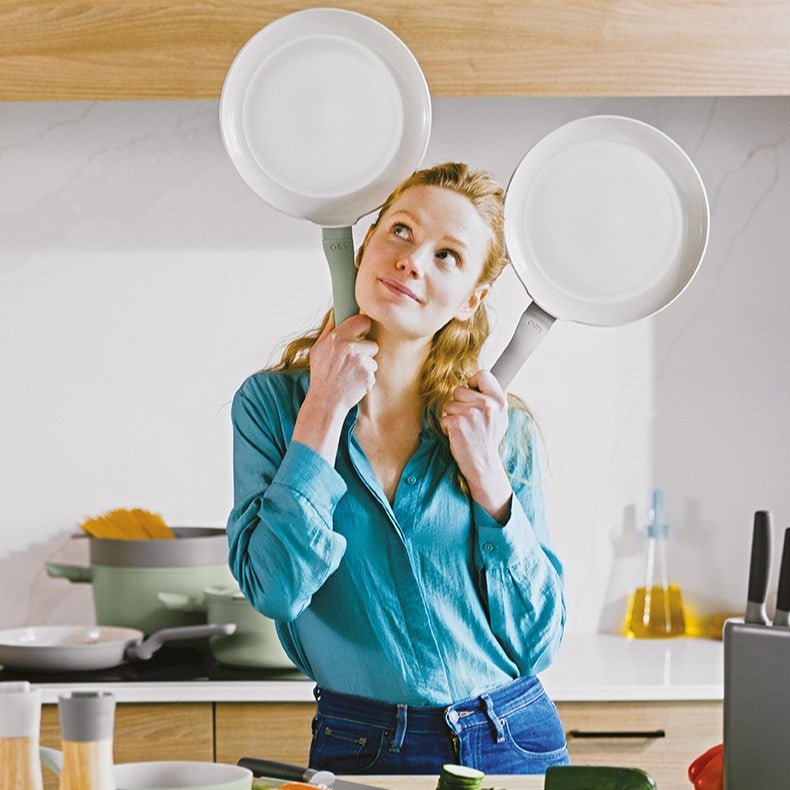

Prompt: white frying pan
[491,115,710,388]
[220,8,431,323]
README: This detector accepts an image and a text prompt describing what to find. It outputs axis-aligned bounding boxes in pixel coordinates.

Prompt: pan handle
[45,562,93,584]
[156,591,208,613]
[322,227,359,324]
[490,301,556,390]
[124,623,236,661]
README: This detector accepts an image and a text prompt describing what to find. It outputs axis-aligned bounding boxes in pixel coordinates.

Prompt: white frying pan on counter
[220,7,431,324]
[491,115,710,388]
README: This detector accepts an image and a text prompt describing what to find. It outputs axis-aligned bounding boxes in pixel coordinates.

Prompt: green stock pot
[46,528,236,635]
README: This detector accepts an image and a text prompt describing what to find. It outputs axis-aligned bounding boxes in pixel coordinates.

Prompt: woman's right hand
[307,311,379,414]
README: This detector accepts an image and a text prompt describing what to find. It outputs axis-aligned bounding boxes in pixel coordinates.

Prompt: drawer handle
[567,729,666,740]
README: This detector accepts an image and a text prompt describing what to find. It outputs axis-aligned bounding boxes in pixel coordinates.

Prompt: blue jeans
[308,675,569,775]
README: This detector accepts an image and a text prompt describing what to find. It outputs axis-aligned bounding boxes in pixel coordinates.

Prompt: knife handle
[774,528,790,626]
[237,757,310,781]
[746,511,771,624]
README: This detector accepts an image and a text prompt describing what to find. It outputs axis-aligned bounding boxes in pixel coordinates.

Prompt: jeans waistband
[313,675,545,734]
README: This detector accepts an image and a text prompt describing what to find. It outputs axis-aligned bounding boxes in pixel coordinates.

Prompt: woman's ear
[454,283,490,322]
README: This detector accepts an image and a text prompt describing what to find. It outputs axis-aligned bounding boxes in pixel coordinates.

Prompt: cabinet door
[40,703,213,790]
[215,702,315,767]
[556,701,722,789]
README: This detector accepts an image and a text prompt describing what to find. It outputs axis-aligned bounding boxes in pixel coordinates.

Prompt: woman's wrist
[466,462,513,525]
[292,393,348,465]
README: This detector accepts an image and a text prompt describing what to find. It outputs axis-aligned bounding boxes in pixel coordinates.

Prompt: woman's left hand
[440,370,509,485]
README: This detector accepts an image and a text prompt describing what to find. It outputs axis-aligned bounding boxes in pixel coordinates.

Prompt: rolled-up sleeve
[226,378,348,621]
[472,412,566,675]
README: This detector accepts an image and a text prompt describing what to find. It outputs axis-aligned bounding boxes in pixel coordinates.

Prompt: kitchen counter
[330,778,543,789]
[30,634,723,704]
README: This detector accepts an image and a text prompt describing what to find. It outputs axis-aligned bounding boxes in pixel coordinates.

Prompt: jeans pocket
[310,716,385,774]
[501,694,568,762]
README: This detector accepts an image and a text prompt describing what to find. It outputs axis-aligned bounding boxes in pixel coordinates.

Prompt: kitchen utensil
[491,114,709,388]
[40,749,253,790]
[744,510,771,624]
[79,508,174,540]
[0,681,44,790]
[219,7,431,324]
[238,758,378,790]
[0,623,235,672]
[46,527,236,634]
[57,691,115,790]
[157,586,295,669]
[771,527,790,627]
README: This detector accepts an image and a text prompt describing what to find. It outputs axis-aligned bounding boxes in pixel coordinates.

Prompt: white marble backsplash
[1,96,788,637]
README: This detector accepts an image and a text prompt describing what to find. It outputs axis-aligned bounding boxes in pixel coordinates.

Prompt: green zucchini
[544,765,657,790]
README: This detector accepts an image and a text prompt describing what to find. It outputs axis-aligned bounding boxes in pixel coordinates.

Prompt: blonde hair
[263,162,540,492]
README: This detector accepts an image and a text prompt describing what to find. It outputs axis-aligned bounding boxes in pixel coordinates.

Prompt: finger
[317,311,335,339]
[336,312,373,339]
[450,385,489,406]
[353,338,380,357]
[442,401,477,416]
[467,370,504,401]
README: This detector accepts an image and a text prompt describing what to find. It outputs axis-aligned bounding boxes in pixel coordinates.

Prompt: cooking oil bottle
[625,489,686,638]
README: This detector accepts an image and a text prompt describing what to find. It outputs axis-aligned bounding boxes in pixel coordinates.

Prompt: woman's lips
[379,278,421,303]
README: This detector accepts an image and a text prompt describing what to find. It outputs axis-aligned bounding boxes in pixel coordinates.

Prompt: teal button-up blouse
[226,369,565,706]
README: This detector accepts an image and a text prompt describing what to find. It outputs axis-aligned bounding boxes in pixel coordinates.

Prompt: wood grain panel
[1,1,790,99]
[40,703,213,790]
[556,700,723,789]
[215,702,315,767]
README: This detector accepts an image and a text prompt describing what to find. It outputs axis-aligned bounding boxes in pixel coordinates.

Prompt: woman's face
[355,185,492,340]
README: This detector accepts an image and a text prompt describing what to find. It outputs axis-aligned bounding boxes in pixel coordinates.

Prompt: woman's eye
[437,249,461,266]
[392,223,410,238]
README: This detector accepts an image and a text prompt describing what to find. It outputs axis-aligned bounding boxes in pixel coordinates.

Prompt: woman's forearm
[291,393,348,466]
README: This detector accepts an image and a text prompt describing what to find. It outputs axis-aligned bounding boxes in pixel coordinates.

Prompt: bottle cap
[0,681,42,738]
[58,691,116,742]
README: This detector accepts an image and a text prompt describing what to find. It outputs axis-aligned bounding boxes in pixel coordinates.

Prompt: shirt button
[406,475,417,485]
[483,542,496,552]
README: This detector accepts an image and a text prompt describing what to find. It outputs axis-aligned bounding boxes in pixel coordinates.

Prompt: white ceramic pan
[220,8,431,323]
[0,623,235,672]
[491,115,710,389]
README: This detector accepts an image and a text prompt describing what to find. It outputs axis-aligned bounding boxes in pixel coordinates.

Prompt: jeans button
[447,709,460,724]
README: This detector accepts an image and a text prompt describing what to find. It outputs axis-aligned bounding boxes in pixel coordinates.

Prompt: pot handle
[125,623,236,661]
[39,746,63,775]
[45,562,93,583]
[156,591,208,613]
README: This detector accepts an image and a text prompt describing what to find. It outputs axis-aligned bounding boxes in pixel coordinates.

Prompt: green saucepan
[46,528,236,635]
[157,586,296,670]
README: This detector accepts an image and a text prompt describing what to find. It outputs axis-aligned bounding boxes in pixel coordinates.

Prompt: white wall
[1,96,785,637]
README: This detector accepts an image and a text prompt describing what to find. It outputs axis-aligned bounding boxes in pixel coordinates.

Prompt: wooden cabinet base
[39,703,213,790]
[215,702,315,767]
[557,701,723,790]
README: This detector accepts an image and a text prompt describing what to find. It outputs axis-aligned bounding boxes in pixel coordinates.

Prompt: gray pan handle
[125,623,236,661]
[490,301,556,389]
[322,227,359,324]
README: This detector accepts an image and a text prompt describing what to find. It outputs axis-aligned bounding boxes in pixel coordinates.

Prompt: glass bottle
[625,489,686,638]
[58,691,116,790]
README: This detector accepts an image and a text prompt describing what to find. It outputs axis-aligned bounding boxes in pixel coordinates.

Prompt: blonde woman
[227,163,567,775]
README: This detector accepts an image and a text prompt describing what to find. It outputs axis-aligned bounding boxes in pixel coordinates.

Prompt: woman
[227,162,568,775]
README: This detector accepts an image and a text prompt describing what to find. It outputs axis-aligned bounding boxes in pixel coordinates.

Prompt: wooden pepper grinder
[0,681,44,790]
[57,691,116,790]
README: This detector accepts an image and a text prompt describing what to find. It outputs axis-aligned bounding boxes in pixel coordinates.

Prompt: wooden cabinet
[215,702,315,767]
[2,2,790,99]
[39,703,213,790]
[556,701,723,789]
[35,698,721,787]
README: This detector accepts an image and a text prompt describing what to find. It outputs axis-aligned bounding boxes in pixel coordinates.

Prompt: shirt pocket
[310,715,385,774]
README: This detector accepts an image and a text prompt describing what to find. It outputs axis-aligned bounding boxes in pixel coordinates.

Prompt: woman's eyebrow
[389,209,470,251]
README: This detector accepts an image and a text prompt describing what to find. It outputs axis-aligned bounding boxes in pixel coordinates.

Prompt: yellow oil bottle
[625,489,686,639]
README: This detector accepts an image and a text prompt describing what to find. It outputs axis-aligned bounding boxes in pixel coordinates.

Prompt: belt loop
[390,704,407,753]
[480,692,505,743]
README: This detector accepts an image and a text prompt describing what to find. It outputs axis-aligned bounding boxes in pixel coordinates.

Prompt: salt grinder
[0,681,44,790]
[57,691,116,790]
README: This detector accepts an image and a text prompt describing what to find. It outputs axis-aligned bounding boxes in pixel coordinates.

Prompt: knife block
[723,618,790,789]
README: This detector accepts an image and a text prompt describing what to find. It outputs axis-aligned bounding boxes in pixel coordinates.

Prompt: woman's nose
[396,248,428,276]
